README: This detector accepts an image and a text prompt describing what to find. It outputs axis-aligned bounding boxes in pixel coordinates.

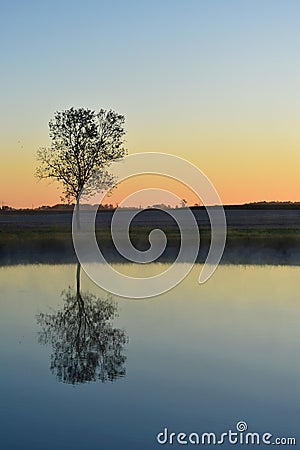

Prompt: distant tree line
[3,201,300,212]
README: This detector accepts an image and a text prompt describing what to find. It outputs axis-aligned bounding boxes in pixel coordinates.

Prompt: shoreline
[1,227,300,267]
[1,209,300,266]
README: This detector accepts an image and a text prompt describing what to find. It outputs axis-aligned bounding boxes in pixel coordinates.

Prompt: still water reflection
[0,263,299,449]
[36,263,127,384]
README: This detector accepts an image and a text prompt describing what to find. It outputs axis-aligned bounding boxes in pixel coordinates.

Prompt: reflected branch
[37,263,128,384]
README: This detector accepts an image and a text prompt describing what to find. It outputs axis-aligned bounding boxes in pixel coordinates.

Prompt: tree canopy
[36,107,126,202]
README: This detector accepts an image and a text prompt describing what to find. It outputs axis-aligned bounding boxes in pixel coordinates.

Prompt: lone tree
[36,107,126,204]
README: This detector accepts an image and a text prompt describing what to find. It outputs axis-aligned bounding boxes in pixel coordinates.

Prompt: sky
[1,0,300,208]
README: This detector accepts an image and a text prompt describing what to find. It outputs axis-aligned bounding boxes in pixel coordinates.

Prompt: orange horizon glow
[2,171,300,209]
[2,120,300,209]
[2,86,300,210]
[2,152,300,209]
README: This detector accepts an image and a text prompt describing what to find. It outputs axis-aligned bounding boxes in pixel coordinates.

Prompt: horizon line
[2,200,300,212]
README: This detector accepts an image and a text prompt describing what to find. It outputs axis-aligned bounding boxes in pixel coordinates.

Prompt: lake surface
[0,263,299,449]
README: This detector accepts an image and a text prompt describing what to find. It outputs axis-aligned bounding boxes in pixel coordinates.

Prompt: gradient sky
[1,0,300,207]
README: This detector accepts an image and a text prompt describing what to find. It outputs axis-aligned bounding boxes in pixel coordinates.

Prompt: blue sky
[1,0,300,206]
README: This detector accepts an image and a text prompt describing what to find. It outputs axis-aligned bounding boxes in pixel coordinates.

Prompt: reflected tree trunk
[76,261,84,310]
[36,262,128,384]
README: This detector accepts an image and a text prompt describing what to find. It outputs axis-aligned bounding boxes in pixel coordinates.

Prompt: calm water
[0,263,299,449]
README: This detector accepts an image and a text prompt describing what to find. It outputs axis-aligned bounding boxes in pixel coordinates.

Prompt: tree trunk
[75,196,81,230]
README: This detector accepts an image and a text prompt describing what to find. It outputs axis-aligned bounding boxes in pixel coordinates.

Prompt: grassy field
[1,225,300,265]
[1,210,300,265]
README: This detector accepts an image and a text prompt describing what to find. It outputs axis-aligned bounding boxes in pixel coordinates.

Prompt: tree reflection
[37,263,128,384]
